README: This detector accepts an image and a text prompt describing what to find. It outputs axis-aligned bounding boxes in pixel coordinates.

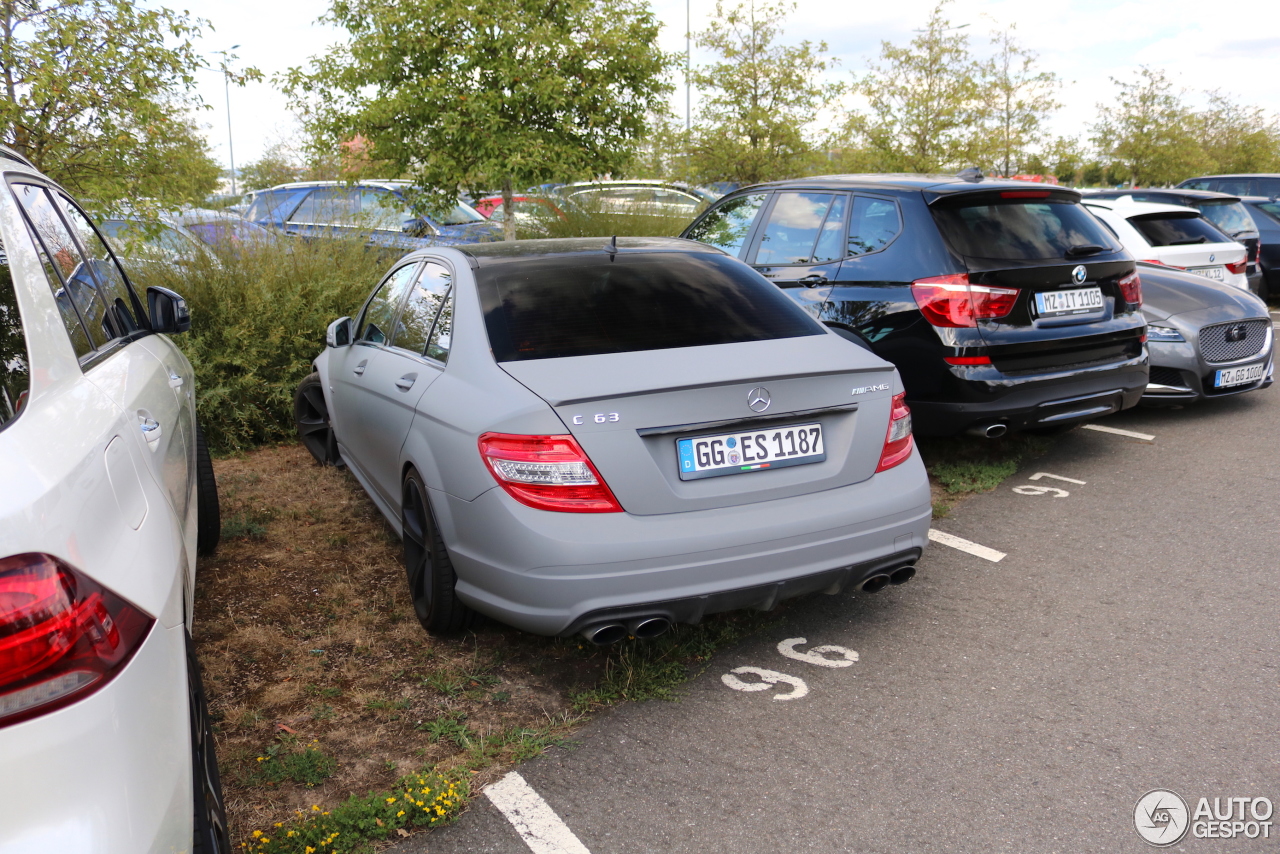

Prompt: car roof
[725,173,1082,198]
[266,179,413,192]
[1091,188,1242,203]
[1083,199,1201,217]
[1183,173,1280,179]
[457,236,724,267]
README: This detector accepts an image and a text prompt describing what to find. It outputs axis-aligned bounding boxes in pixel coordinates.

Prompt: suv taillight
[0,554,152,727]
[1118,271,1142,308]
[1226,258,1247,275]
[478,433,623,513]
[875,392,914,473]
[911,274,1019,327]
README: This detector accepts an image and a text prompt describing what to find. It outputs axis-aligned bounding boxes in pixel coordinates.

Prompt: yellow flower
[252,830,263,838]
[397,810,405,817]
[385,796,396,804]
[256,757,265,762]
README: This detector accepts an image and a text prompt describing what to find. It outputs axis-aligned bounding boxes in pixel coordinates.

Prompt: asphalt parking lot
[392,364,1280,852]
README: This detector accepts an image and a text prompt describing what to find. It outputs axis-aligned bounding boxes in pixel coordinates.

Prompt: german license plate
[1036,287,1104,318]
[1189,266,1225,281]
[1214,363,1265,388]
[677,423,824,481]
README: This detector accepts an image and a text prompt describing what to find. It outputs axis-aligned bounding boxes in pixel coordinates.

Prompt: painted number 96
[572,413,620,425]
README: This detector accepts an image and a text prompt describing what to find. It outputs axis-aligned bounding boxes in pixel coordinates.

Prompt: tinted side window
[426,292,453,363]
[288,188,349,226]
[810,195,847,263]
[357,263,420,344]
[847,196,902,257]
[392,262,451,355]
[754,192,838,265]
[684,193,766,257]
[356,188,411,231]
[54,196,143,337]
[1129,214,1229,247]
[1180,180,1212,191]
[247,189,308,223]
[478,252,823,362]
[0,235,30,428]
[13,183,100,354]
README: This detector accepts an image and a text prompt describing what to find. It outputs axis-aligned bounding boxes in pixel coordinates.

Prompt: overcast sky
[184,0,1280,175]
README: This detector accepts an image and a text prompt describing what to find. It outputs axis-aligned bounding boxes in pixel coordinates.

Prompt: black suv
[1087,189,1262,294]
[681,175,1148,436]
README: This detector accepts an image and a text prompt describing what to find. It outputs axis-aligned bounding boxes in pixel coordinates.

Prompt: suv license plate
[677,423,824,481]
[1036,287,1104,318]
[1214,363,1265,388]
[1189,266,1225,281]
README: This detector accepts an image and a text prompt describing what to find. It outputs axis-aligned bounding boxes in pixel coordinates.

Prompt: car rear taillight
[944,355,992,365]
[1118,271,1142,308]
[875,392,914,473]
[911,274,1019,328]
[0,554,152,727]
[1226,259,1247,275]
[478,432,623,513]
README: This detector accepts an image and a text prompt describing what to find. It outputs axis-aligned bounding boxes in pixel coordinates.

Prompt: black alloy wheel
[401,469,473,635]
[194,421,220,556]
[294,372,340,466]
[188,632,231,854]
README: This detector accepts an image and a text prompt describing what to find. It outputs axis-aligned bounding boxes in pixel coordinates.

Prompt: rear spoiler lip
[924,185,1083,206]
[636,403,860,438]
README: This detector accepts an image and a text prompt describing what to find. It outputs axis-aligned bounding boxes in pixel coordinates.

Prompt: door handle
[395,373,417,391]
[167,371,184,389]
[354,359,367,376]
[798,274,828,285]
[139,416,162,444]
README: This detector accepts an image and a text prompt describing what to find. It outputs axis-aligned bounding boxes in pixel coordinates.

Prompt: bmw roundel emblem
[747,387,771,412]
[1071,265,1087,285]
[1209,254,1216,263]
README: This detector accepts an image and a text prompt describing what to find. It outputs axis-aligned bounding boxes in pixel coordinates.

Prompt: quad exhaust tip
[890,565,916,585]
[861,564,917,593]
[581,623,628,645]
[628,616,672,640]
[580,616,672,645]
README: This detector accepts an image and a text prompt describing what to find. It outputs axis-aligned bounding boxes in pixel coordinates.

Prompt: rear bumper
[908,356,1149,436]
[434,450,932,636]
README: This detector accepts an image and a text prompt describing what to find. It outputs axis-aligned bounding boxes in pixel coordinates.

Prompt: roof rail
[0,145,35,168]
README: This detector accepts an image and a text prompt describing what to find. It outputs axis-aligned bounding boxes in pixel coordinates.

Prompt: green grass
[250,738,339,788]
[917,434,1051,509]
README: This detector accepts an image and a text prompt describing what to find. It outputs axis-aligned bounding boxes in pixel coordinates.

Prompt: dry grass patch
[194,443,772,848]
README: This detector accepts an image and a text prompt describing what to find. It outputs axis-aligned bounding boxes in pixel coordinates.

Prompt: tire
[401,469,473,635]
[195,421,220,557]
[294,372,341,466]
[188,632,231,854]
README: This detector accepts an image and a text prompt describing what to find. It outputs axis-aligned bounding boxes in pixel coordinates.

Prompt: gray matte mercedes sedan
[1139,262,1274,402]
[295,238,931,641]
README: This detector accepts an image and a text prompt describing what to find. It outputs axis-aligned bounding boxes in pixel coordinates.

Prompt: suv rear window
[1128,213,1229,247]
[1195,201,1256,238]
[932,198,1119,262]
[478,252,823,361]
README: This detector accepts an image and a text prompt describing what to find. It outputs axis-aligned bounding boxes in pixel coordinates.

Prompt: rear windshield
[1128,214,1229,247]
[478,252,824,361]
[932,198,1120,261]
[1195,201,1256,238]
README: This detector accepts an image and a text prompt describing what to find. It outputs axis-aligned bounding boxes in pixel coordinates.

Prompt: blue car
[244,180,501,249]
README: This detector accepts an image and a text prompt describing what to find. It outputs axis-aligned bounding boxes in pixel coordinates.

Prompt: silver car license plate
[1189,266,1225,281]
[1214,363,1265,388]
[1035,286,1104,318]
[677,422,824,481]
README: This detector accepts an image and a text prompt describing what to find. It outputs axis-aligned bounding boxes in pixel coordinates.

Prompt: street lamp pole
[219,45,241,196]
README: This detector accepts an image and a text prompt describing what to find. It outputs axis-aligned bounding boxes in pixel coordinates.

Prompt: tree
[237,141,305,192]
[981,25,1060,177]
[1091,67,1206,187]
[846,1,987,173]
[1195,91,1280,174]
[687,0,841,185]
[284,0,672,240]
[0,0,226,210]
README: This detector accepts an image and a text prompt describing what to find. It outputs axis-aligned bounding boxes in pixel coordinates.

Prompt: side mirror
[147,286,191,334]
[326,316,352,348]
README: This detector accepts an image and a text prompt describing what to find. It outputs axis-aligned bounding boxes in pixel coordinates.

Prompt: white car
[1084,197,1249,288]
[0,147,227,852]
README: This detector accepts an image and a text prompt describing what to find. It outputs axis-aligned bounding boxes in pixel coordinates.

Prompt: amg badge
[852,383,891,395]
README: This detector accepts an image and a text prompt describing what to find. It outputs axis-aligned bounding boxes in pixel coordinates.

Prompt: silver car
[1139,262,1274,401]
[296,238,931,641]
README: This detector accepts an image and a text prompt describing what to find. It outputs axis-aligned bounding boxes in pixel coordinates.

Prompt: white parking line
[928,529,1006,562]
[1081,423,1155,442]
[485,772,593,854]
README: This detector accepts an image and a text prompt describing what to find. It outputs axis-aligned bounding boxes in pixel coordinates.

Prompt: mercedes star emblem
[747,387,772,412]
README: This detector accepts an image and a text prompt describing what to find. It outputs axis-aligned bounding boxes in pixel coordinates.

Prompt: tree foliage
[284,0,672,240]
[687,0,841,185]
[1091,67,1207,187]
[0,0,224,210]
[847,1,987,173]
[1195,91,1280,174]
[982,25,1060,177]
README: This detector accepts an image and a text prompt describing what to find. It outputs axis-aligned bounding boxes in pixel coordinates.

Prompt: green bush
[525,194,701,239]
[131,236,389,453]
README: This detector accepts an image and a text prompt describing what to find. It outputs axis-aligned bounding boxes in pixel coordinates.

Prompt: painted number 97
[572,413,620,425]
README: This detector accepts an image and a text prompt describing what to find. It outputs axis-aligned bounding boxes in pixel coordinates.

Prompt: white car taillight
[0,554,152,727]
[875,392,914,473]
[478,433,623,513]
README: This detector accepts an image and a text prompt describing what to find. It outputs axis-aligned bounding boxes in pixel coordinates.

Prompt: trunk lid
[498,335,898,516]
